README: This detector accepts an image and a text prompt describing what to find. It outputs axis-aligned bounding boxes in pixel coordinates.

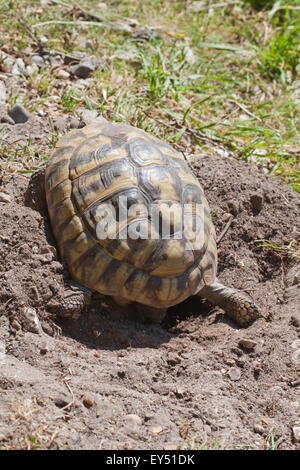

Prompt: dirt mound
[0,153,299,450]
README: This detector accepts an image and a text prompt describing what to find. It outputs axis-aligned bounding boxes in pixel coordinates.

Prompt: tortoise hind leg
[112,296,166,324]
[198,278,260,327]
[135,303,167,324]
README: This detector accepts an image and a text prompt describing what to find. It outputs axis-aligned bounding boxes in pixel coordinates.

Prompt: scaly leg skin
[48,280,92,319]
[198,278,260,327]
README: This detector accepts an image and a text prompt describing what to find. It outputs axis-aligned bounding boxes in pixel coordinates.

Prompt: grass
[0,0,299,191]
[254,239,300,262]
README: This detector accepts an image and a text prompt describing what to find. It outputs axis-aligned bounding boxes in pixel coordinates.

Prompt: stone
[292,426,300,443]
[82,396,94,408]
[53,116,68,133]
[151,425,163,435]
[26,64,39,76]
[15,58,26,74]
[97,1,108,8]
[228,367,241,381]
[20,306,41,334]
[238,338,257,349]
[0,81,6,104]
[31,55,45,67]
[1,57,14,73]
[70,59,94,78]
[78,108,98,125]
[187,1,206,12]
[113,50,139,62]
[56,69,70,80]
[11,63,20,76]
[125,414,143,427]
[253,423,265,434]
[291,349,300,369]
[69,117,81,129]
[8,104,30,123]
[50,55,64,67]
[0,192,11,203]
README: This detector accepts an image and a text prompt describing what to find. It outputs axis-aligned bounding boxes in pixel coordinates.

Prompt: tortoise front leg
[198,278,260,327]
[135,303,167,324]
[48,280,92,319]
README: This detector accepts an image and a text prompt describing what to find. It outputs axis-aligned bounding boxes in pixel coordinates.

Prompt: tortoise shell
[45,119,217,308]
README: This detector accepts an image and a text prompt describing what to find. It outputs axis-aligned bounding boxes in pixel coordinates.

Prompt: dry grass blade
[32,20,132,33]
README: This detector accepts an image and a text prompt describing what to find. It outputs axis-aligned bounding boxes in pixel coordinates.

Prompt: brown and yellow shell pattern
[45,119,217,308]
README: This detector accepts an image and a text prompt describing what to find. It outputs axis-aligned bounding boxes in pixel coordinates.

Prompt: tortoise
[44,117,260,327]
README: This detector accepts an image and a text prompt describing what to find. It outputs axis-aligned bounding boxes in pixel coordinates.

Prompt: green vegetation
[0,0,299,191]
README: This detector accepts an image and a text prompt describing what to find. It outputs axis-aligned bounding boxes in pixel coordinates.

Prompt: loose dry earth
[0,115,299,450]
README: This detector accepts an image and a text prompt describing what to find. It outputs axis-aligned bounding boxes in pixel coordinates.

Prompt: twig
[190,1,241,11]
[229,99,262,122]
[216,215,233,244]
[47,431,59,448]
[32,19,132,33]
[61,378,75,411]
[142,110,225,148]
[49,0,70,7]
[229,99,260,120]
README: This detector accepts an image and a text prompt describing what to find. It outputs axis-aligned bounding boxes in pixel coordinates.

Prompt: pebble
[125,414,143,427]
[292,340,300,349]
[15,58,26,74]
[0,81,6,104]
[0,192,11,203]
[166,352,181,366]
[187,1,206,12]
[79,109,98,125]
[238,338,257,350]
[292,426,300,442]
[8,104,30,124]
[26,64,39,76]
[11,63,20,76]
[151,425,163,435]
[222,212,232,222]
[53,116,68,133]
[70,59,94,78]
[253,423,265,435]
[163,444,179,450]
[31,55,45,67]
[292,273,300,285]
[82,396,94,408]
[56,69,70,80]
[71,431,80,444]
[0,341,5,362]
[113,50,139,62]
[50,55,64,67]
[1,57,14,73]
[69,117,81,129]
[291,349,300,369]
[11,319,21,331]
[228,366,241,381]
[20,306,41,334]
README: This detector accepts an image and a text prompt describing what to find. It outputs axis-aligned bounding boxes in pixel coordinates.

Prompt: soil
[0,117,300,450]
